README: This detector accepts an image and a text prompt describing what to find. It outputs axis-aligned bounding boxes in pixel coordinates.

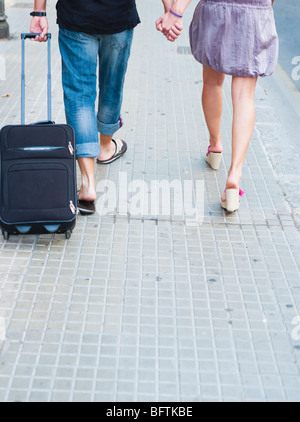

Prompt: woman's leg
[202,65,225,153]
[224,76,257,192]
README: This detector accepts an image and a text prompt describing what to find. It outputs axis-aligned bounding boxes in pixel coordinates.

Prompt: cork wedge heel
[205,146,222,170]
[221,188,245,213]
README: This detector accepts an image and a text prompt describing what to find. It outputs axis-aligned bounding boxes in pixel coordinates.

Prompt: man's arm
[156,0,175,32]
[30,0,48,42]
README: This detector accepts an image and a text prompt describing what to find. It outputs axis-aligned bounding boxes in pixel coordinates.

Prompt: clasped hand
[155,12,183,42]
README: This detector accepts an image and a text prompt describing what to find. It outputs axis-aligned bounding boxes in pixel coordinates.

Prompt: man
[30,0,140,214]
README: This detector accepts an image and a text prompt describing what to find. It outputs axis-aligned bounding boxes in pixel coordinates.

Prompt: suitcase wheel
[65,230,72,240]
[2,231,9,240]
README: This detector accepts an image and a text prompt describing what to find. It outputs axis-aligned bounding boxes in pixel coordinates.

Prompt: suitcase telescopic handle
[21,33,52,125]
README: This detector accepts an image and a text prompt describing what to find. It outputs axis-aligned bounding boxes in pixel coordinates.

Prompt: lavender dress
[189,0,279,77]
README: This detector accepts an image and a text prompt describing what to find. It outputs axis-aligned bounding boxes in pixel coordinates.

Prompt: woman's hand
[156,12,183,42]
[166,21,183,42]
[30,16,48,42]
[160,12,180,36]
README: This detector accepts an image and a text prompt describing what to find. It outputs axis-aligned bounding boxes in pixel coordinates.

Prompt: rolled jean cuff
[76,141,100,158]
[97,116,123,137]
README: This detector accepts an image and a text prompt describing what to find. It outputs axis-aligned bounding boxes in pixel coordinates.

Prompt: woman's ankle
[209,138,223,153]
[226,167,242,190]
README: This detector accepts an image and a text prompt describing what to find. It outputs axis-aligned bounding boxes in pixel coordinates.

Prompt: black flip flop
[97,139,127,164]
[77,198,95,215]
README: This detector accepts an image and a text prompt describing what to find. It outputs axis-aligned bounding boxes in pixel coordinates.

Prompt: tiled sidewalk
[0,0,300,402]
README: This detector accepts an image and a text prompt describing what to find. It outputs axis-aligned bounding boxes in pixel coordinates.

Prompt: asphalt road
[273,0,300,91]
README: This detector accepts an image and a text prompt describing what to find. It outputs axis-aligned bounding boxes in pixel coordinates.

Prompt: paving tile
[0,0,300,403]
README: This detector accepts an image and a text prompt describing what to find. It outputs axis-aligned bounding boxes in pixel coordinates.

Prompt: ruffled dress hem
[189,0,279,77]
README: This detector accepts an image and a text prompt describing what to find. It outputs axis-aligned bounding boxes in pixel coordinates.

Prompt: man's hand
[30,16,48,42]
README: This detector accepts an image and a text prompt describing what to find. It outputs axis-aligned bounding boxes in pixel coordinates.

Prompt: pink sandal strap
[206,145,223,157]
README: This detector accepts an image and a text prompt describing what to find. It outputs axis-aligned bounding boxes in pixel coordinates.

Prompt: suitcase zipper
[68,142,74,156]
[69,200,77,215]
[14,146,64,152]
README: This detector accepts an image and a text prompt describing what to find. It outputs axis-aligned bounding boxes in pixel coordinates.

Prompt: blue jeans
[58,27,134,157]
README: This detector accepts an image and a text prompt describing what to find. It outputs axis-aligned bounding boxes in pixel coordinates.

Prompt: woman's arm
[157,0,192,41]
[161,0,175,13]
[168,0,192,17]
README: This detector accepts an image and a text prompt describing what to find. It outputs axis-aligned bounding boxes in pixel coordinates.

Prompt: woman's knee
[203,65,225,87]
[231,76,257,103]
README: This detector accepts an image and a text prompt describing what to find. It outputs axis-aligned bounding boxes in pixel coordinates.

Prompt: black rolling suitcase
[0,33,77,240]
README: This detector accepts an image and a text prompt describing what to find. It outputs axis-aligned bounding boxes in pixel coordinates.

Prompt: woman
[157,0,278,212]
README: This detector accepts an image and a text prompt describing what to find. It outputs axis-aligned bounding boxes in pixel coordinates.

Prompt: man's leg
[77,158,96,203]
[58,28,100,202]
[98,135,123,162]
[97,29,134,162]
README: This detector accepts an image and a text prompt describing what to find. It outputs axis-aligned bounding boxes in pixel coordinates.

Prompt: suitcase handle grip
[21,33,52,40]
[21,33,52,124]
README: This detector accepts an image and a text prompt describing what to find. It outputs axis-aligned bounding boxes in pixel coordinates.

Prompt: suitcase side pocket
[1,161,75,224]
